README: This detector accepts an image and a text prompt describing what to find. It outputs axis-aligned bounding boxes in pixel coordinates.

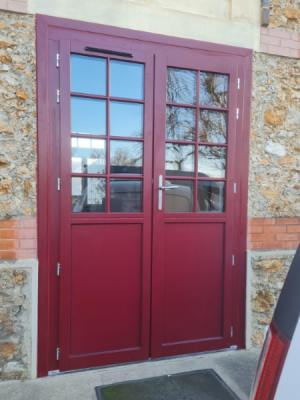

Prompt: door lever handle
[159,185,179,190]
[158,175,179,210]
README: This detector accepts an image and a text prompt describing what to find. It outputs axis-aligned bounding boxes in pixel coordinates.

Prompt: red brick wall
[1,217,299,259]
[260,27,300,58]
[248,218,300,250]
[0,218,37,259]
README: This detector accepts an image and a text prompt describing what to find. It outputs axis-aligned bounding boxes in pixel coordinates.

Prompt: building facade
[0,0,299,380]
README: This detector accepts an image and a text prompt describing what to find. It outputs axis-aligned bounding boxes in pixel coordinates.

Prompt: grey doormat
[95,369,240,400]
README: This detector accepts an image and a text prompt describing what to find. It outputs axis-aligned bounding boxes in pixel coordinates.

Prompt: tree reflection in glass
[110,140,143,175]
[167,68,196,105]
[166,106,195,141]
[200,72,228,108]
[198,146,226,178]
[165,143,194,177]
[199,110,227,144]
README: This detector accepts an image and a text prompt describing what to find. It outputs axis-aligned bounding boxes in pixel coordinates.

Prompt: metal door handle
[159,185,179,190]
[158,175,179,210]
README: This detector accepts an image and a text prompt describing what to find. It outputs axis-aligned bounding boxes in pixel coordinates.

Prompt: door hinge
[58,178,61,191]
[57,89,60,103]
[57,263,61,276]
[232,255,235,266]
[231,327,233,338]
[56,348,60,361]
[234,183,236,193]
[236,108,239,119]
[56,54,60,68]
[237,78,240,89]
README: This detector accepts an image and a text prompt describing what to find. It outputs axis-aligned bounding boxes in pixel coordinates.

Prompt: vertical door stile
[59,39,72,372]
[222,65,238,345]
[151,54,168,359]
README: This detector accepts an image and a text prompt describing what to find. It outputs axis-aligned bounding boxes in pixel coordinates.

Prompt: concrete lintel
[250,249,296,258]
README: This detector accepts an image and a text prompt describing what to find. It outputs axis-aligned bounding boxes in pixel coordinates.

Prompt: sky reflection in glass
[110,60,144,100]
[110,101,143,138]
[71,97,106,135]
[71,55,106,95]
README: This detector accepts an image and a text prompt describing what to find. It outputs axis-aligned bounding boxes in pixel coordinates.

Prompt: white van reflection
[72,179,142,213]
[72,177,224,213]
[165,178,225,212]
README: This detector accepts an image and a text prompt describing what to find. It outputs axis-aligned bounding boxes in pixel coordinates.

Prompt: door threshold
[48,346,238,377]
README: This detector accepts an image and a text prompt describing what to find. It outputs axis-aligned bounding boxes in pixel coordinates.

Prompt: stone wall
[0,259,37,380]
[0,10,36,219]
[249,51,300,218]
[270,0,300,31]
[249,250,295,347]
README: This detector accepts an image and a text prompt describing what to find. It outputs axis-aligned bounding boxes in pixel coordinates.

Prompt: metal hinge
[56,54,60,68]
[236,108,239,119]
[56,348,60,361]
[231,327,233,338]
[57,263,61,276]
[234,183,236,194]
[57,89,60,103]
[237,78,240,89]
[58,178,61,191]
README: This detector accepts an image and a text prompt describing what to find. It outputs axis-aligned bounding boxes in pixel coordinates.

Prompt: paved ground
[0,348,261,400]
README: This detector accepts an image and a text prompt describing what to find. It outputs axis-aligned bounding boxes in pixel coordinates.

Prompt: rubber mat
[95,369,240,400]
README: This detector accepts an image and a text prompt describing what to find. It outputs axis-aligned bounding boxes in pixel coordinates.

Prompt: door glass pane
[71,138,106,174]
[167,68,196,105]
[110,179,142,212]
[198,146,226,178]
[165,179,194,212]
[166,106,195,141]
[110,101,143,138]
[200,72,229,108]
[71,55,106,95]
[166,143,194,177]
[110,60,144,100]
[71,97,106,135]
[199,110,227,144]
[110,140,143,175]
[72,177,106,212]
[197,181,225,212]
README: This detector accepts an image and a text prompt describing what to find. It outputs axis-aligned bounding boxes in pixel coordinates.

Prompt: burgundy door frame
[36,14,252,377]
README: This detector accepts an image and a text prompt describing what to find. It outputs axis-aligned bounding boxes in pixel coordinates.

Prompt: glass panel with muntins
[110,140,143,175]
[72,177,106,212]
[166,106,195,141]
[165,143,194,177]
[110,101,143,138]
[71,55,106,95]
[71,97,106,135]
[110,179,142,212]
[71,138,106,174]
[110,60,144,100]
[197,181,225,212]
[167,68,196,105]
[199,110,227,144]
[198,146,226,178]
[200,72,229,108]
[165,180,194,212]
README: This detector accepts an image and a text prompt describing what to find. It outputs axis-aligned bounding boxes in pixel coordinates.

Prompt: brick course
[0,217,37,259]
[248,217,300,250]
[260,27,300,58]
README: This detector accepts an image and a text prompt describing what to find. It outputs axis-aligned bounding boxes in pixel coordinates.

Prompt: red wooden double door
[45,26,248,372]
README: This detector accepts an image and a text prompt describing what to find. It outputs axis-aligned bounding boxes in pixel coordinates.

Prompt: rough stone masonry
[0,11,36,380]
[0,11,36,219]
